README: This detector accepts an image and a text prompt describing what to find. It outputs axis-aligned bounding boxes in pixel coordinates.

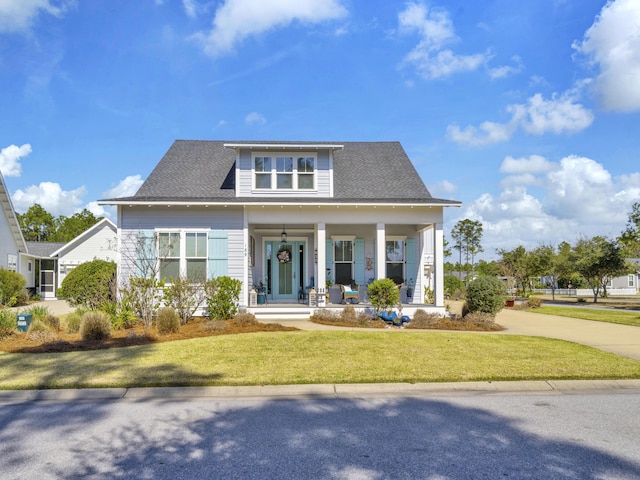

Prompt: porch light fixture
[281,225,287,243]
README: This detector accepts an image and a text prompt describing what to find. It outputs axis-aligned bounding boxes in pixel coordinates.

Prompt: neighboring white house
[608,258,640,294]
[25,219,117,299]
[0,170,31,279]
[101,140,461,316]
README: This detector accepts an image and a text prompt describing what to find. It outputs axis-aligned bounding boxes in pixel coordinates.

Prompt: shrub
[526,296,543,308]
[367,279,400,314]
[156,307,180,335]
[0,268,27,307]
[444,275,465,299]
[230,312,258,326]
[26,305,50,322]
[0,307,15,338]
[79,311,111,341]
[462,311,498,328]
[465,276,507,317]
[43,314,60,331]
[58,260,116,309]
[204,276,242,320]
[577,297,587,303]
[27,318,48,334]
[65,312,82,333]
[163,277,205,324]
[121,277,163,328]
[409,309,442,329]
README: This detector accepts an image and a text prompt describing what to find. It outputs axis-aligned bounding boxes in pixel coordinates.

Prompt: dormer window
[253,153,316,191]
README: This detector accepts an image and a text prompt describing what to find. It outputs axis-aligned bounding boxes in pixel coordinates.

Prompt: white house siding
[236,148,332,198]
[55,223,117,289]
[0,207,18,271]
[19,253,35,289]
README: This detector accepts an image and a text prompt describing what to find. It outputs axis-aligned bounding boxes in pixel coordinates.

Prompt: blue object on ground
[378,311,398,324]
[401,315,411,324]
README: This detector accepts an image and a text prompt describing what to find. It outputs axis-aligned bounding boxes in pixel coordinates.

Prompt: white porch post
[242,206,249,307]
[316,223,326,305]
[434,222,445,307]
[376,223,385,280]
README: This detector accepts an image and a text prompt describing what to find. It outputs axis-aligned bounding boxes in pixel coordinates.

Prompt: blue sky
[1,0,639,259]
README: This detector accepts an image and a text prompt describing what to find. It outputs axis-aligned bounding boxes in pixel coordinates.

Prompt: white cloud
[11,181,86,217]
[457,154,640,257]
[398,2,490,79]
[488,55,524,80]
[182,0,198,18]
[447,89,593,146]
[573,0,640,112]
[0,0,73,33]
[245,111,266,125]
[0,143,31,177]
[194,0,347,57]
[429,179,456,198]
[104,175,144,198]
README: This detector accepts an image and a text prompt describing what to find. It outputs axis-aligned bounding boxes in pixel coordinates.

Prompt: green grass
[531,306,640,327]
[1,331,639,390]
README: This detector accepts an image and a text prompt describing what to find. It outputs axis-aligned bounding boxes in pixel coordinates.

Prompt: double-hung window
[158,231,207,282]
[253,153,315,190]
[386,239,405,284]
[334,239,354,285]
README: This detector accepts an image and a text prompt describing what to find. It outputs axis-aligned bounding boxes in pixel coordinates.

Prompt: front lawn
[530,306,640,327]
[1,331,639,390]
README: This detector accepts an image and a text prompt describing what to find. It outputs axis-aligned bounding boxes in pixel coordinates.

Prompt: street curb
[1,379,639,404]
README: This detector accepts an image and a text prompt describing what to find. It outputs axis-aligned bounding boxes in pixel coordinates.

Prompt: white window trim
[156,229,209,283]
[251,152,317,192]
[385,237,406,281]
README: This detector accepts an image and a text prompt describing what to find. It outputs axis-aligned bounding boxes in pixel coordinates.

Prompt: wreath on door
[277,247,291,263]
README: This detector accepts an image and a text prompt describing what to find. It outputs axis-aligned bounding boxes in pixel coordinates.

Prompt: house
[26,218,117,299]
[607,258,640,294]
[0,170,32,281]
[101,140,461,315]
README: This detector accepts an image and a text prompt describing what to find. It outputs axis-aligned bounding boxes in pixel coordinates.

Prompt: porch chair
[340,284,359,304]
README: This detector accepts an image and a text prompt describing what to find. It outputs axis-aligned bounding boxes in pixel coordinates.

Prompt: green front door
[270,241,305,302]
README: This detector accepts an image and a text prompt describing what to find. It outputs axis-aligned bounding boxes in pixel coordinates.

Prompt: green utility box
[16,313,32,332]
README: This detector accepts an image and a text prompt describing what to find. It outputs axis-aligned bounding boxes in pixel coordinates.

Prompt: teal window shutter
[325,239,333,283]
[354,239,365,285]
[208,230,228,278]
[405,238,417,284]
[136,229,155,278]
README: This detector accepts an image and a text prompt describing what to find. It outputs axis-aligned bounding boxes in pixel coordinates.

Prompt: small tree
[573,236,628,303]
[163,276,206,324]
[122,277,163,327]
[57,260,116,309]
[367,278,399,314]
[465,276,506,317]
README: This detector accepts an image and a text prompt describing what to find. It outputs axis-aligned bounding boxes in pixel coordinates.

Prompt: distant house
[27,218,117,299]
[102,140,460,315]
[608,258,640,294]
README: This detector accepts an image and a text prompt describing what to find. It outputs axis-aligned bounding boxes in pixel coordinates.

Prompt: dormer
[224,142,344,198]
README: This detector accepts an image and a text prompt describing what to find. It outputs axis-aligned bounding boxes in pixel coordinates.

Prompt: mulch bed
[0,318,297,354]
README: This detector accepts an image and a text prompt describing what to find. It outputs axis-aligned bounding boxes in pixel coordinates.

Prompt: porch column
[316,223,326,305]
[242,206,249,308]
[434,222,445,307]
[376,223,385,280]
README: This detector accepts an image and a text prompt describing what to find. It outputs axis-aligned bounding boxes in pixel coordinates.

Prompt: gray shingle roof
[104,140,460,205]
[26,242,66,257]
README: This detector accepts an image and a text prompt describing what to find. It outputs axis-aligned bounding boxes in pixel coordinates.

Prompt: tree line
[17,203,102,243]
[446,202,640,303]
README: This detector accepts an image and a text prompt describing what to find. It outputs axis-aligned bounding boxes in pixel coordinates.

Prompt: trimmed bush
[230,312,258,326]
[163,277,205,324]
[58,260,116,309]
[204,276,242,320]
[465,276,507,317]
[65,312,82,333]
[80,311,111,341]
[526,296,543,308]
[0,268,27,307]
[367,279,400,314]
[0,307,15,338]
[156,307,180,335]
[409,309,442,329]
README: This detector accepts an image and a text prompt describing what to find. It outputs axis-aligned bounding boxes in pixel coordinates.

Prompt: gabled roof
[101,140,461,206]
[0,170,27,252]
[26,241,66,258]
[49,218,116,257]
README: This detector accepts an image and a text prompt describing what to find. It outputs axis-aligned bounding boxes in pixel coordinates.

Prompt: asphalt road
[2,390,639,480]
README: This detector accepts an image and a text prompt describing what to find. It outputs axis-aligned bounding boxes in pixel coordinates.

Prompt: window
[7,254,17,272]
[297,157,314,189]
[158,232,181,281]
[255,156,272,189]
[629,274,635,288]
[334,240,353,285]
[253,153,315,190]
[276,156,293,189]
[386,240,404,284]
[186,232,207,281]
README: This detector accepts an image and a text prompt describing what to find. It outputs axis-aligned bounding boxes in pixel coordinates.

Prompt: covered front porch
[239,204,446,312]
